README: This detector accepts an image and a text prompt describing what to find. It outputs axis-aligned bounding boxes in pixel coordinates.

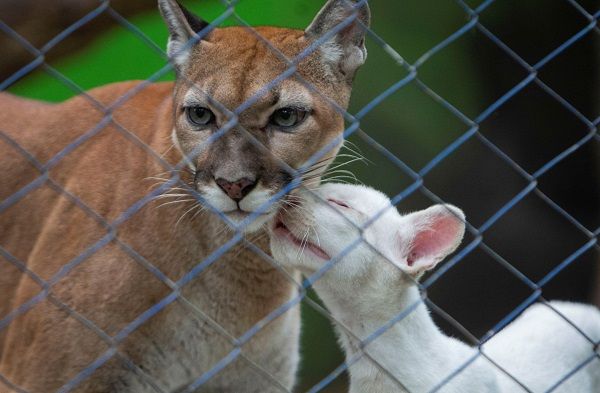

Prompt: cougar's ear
[158,0,209,70]
[306,0,371,80]
[400,205,466,276]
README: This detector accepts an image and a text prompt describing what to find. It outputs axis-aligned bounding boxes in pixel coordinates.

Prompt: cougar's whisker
[175,203,202,228]
[190,204,207,221]
[153,193,191,200]
[155,199,196,210]
[342,139,368,161]
[322,169,359,179]
[160,143,176,159]
[326,157,365,172]
[300,163,329,177]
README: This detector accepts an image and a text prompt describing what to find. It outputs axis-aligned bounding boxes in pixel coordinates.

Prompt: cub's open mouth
[273,219,330,260]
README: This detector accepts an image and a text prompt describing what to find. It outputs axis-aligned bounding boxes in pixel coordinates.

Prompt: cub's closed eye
[186,106,215,127]
[269,107,308,130]
[328,199,351,209]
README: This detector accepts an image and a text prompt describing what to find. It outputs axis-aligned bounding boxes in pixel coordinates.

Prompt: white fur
[277,84,314,111]
[182,86,209,108]
[269,184,600,392]
[239,184,276,213]
[305,0,369,78]
[167,39,191,68]
[485,301,600,392]
[319,38,345,64]
[158,0,199,71]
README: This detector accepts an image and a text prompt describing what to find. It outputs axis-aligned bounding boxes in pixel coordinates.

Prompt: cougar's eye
[269,107,307,129]
[186,106,215,127]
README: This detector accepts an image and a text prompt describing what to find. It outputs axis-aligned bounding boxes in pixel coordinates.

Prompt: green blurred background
[3,0,599,391]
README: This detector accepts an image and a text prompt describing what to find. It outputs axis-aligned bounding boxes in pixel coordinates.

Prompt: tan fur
[0,1,368,391]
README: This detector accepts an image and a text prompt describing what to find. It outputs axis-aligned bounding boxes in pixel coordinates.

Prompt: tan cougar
[0,0,370,391]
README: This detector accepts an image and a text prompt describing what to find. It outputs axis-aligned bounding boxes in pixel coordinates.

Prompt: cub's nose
[215,177,257,202]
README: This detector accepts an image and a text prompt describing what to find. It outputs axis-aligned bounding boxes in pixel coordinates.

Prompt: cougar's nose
[215,177,257,202]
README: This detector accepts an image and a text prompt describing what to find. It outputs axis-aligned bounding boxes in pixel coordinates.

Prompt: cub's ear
[400,205,466,276]
[158,0,209,70]
[306,0,371,81]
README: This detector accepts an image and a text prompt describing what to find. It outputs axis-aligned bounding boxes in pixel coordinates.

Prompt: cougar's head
[158,0,370,232]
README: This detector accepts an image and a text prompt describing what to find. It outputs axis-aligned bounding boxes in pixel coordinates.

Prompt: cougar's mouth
[273,217,330,260]
[224,209,271,218]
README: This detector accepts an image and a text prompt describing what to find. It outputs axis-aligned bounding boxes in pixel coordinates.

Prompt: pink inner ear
[408,215,462,266]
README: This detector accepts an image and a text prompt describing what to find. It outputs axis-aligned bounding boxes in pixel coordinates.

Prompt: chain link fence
[0,0,599,392]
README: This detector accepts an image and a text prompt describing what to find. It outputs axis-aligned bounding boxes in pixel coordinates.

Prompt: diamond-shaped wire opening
[537,136,600,231]
[538,33,599,121]
[417,29,527,120]
[478,0,593,65]
[483,193,594,280]
[357,81,472,171]
[428,246,534,336]
[478,84,592,174]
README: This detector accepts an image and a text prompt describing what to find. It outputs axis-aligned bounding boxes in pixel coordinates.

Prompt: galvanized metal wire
[0,0,598,392]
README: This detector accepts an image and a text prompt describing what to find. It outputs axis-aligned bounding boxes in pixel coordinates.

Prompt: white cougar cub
[269,184,600,393]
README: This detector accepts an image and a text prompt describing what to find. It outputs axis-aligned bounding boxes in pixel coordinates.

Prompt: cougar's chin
[198,188,276,233]
[223,210,274,233]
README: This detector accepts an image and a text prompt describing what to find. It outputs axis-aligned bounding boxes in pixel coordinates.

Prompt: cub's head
[158,0,370,232]
[269,184,466,284]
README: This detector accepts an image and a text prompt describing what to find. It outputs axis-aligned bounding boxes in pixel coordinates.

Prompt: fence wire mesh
[0,0,599,392]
